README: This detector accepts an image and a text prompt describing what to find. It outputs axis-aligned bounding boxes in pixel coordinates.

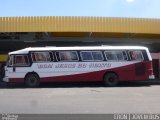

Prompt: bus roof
[9,46,149,55]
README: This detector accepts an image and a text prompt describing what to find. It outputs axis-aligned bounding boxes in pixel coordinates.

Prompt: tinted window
[80,51,104,61]
[116,51,124,60]
[105,51,124,61]
[80,52,93,61]
[59,51,78,61]
[122,51,128,60]
[32,52,51,62]
[92,51,104,61]
[129,50,144,61]
[15,55,29,66]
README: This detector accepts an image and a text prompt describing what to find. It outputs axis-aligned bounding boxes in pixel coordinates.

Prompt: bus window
[129,50,144,61]
[80,51,104,61]
[92,51,104,61]
[59,51,79,61]
[105,51,124,61]
[122,51,128,60]
[80,52,93,61]
[15,55,29,66]
[31,52,51,62]
[116,51,124,60]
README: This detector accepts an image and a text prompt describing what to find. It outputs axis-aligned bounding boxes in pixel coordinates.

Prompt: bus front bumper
[3,77,9,82]
[149,75,155,79]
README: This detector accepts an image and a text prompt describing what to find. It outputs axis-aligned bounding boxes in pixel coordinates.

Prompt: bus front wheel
[104,73,119,87]
[25,73,40,87]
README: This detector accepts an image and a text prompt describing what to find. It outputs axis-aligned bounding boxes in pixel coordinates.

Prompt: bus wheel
[104,73,119,87]
[25,74,40,88]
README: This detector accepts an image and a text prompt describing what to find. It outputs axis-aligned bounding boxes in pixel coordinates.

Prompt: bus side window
[31,52,51,62]
[104,51,117,61]
[55,52,60,61]
[116,51,124,61]
[80,51,93,61]
[58,51,79,61]
[129,50,144,61]
[92,51,104,61]
[80,51,104,61]
[122,51,128,61]
[105,51,125,61]
[51,52,55,61]
[14,55,29,66]
[141,50,148,61]
[31,53,36,61]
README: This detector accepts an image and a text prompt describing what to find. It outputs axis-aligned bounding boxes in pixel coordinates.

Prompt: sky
[0,0,160,18]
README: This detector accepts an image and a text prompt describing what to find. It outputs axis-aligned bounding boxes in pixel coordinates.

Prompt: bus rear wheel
[25,73,40,88]
[104,73,119,87]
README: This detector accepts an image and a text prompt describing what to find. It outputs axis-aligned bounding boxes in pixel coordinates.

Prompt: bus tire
[25,73,40,88]
[104,73,119,87]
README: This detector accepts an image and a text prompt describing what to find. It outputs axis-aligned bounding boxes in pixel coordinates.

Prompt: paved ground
[0,80,160,114]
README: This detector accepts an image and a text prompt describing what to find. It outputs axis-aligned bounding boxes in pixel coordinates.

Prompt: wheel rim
[28,76,37,86]
[108,77,115,83]
[104,74,118,86]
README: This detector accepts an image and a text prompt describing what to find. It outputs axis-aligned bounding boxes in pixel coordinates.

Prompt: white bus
[3,46,154,87]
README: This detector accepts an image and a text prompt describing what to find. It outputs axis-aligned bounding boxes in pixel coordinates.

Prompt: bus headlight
[3,77,9,82]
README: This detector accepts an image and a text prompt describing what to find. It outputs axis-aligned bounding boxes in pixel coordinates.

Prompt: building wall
[151,53,160,60]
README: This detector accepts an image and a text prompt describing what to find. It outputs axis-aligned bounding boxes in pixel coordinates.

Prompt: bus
[3,46,155,87]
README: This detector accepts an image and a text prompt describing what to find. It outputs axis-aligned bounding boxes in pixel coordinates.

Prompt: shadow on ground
[0,80,160,89]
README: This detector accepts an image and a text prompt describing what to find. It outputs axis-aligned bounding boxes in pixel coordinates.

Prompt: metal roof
[0,16,160,34]
[9,46,148,55]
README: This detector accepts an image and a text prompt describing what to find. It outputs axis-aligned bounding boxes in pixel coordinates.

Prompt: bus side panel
[116,64,135,81]
[40,70,105,82]
[134,61,154,80]
[39,62,138,82]
[6,67,32,83]
[9,78,24,83]
[117,61,153,81]
[7,61,152,83]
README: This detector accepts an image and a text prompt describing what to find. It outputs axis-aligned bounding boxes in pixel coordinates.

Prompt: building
[0,16,160,78]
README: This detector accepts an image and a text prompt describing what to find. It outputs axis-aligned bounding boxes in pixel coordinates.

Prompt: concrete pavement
[0,81,160,114]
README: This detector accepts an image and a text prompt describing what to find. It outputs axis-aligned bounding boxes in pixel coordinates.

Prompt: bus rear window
[129,50,144,61]
[31,52,51,62]
[15,55,29,66]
